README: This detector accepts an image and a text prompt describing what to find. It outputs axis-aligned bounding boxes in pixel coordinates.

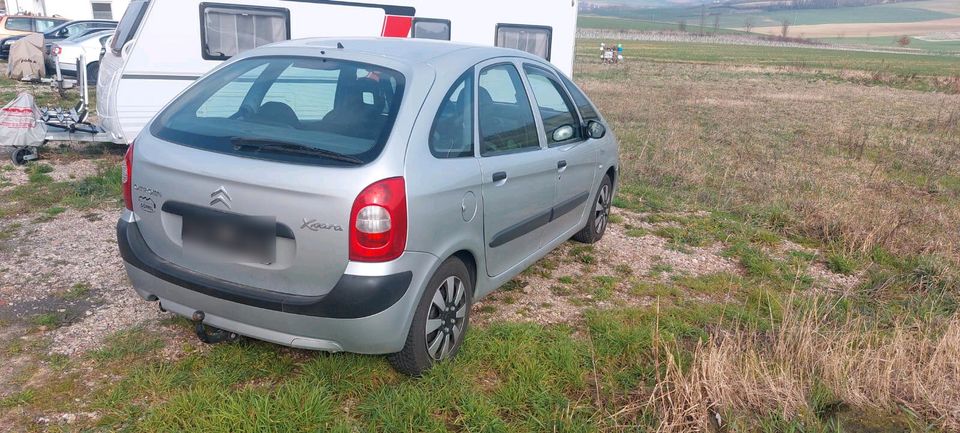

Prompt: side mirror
[586,120,606,139]
[552,125,575,143]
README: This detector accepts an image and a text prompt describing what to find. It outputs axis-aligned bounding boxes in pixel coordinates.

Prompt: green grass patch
[31,311,70,329]
[58,282,92,301]
[90,327,165,362]
[579,39,960,77]
[0,163,122,216]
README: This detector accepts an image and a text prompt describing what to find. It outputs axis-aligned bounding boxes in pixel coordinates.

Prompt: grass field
[817,35,960,53]
[2,40,960,432]
[576,39,960,79]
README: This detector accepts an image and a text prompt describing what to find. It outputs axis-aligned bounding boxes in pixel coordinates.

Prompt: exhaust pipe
[191,311,239,345]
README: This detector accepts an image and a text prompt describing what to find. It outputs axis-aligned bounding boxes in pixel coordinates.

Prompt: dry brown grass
[642,299,960,432]
[578,58,960,263]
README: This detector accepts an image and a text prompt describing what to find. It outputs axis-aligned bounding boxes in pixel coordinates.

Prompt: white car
[48,29,114,84]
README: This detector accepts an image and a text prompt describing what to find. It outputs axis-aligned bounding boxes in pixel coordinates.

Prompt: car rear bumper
[118,217,436,354]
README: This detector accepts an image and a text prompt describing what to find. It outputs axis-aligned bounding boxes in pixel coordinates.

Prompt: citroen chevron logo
[210,186,232,209]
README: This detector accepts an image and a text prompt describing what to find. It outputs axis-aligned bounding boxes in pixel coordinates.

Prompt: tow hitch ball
[191,311,239,345]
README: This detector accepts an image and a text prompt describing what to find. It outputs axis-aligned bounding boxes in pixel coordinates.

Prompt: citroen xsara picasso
[118,38,618,376]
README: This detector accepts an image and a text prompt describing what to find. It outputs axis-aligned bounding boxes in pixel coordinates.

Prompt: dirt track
[751,17,960,38]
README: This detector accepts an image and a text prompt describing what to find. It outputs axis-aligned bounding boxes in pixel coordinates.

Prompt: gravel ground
[0,158,99,191]
[0,208,164,356]
[0,200,858,356]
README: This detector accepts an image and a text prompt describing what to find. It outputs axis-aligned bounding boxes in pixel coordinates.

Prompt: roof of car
[4,15,67,19]
[265,37,541,67]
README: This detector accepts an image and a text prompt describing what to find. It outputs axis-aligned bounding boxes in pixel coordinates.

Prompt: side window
[5,18,32,32]
[558,72,600,122]
[65,23,89,37]
[495,25,552,60]
[430,71,473,158]
[524,66,581,146]
[35,20,58,32]
[478,63,540,156]
[111,0,150,54]
[201,4,290,60]
[412,18,450,41]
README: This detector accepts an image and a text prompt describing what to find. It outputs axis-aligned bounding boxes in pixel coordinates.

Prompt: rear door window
[496,25,552,60]
[5,18,32,32]
[478,63,540,156]
[153,56,405,167]
[111,0,149,54]
[430,71,474,158]
[524,65,581,146]
[201,4,290,60]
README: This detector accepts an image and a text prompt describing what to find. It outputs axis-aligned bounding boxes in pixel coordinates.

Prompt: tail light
[51,46,61,56]
[122,142,134,210]
[349,177,407,262]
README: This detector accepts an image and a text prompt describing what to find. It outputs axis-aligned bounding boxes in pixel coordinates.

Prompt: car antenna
[337,42,344,49]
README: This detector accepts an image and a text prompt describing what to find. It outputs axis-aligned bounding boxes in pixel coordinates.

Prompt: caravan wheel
[11,147,30,166]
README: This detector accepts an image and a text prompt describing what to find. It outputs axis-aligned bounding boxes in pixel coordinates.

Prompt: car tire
[572,175,613,244]
[86,62,99,85]
[388,257,472,377]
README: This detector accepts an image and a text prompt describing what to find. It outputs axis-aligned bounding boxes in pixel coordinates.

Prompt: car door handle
[492,171,507,182]
[557,160,568,170]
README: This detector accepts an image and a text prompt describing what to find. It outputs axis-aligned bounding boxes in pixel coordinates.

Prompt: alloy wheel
[424,276,467,361]
[594,184,611,234]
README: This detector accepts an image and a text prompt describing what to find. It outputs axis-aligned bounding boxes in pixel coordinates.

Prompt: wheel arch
[449,249,478,293]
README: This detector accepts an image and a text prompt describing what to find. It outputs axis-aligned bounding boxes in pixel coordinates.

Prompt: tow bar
[191,311,240,345]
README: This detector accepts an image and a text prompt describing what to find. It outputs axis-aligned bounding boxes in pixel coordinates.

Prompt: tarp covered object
[6,33,45,81]
[0,93,47,148]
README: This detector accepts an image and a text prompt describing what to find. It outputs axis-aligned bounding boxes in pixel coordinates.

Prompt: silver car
[118,38,618,376]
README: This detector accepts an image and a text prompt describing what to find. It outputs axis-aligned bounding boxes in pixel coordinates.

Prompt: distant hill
[579,0,960,52]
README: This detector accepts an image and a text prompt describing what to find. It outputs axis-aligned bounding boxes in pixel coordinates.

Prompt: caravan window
[412,18,450,41]
[92,3,114,20]
[201,4,290,61]
[495,25,552,61]
[111,0,150,54]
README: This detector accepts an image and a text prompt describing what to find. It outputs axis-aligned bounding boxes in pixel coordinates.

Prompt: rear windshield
[151,56,405,167]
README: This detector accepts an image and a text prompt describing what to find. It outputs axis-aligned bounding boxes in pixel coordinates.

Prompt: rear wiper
[231,137,363,165]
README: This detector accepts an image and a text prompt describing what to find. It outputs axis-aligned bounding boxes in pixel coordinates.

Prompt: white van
[96,0,579,145]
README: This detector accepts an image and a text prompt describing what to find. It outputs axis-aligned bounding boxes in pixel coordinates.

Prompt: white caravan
[96,0,579,145]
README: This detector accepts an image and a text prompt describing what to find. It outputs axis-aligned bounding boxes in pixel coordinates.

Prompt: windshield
[152,56,406,166]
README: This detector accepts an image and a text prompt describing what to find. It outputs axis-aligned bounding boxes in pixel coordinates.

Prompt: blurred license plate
[182,212,276,264]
